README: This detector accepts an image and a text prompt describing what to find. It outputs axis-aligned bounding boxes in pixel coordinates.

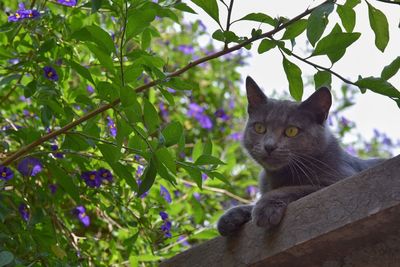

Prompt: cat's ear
[246,76,267,110]
[299,87,332,124]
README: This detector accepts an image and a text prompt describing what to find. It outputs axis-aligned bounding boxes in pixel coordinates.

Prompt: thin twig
[224,0,235,50]
[0,0,333,166]
[282,49,357,86]
[180,179,252,204]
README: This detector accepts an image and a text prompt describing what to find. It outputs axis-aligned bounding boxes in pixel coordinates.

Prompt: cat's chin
[259,157,288,171]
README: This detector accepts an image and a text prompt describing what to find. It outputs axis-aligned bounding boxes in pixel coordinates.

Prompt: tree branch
[0,0,334,166]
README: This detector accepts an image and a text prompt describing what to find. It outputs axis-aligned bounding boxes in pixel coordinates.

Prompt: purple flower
[0,166,14,181]
[43,66,59,81]
[50,144,64,158]
[246,186,258,198]
[159,102,169,120]
[97,168,113,182]
[228,132,242,141]
[19,204,30,221]
[160,185,172,203]
[86,85,94,94]
[167,88,176,93]
[8,9,40,22]
[49,184,57,194]
[178,235,190,246]
[178,45,194,55]
[340,116,351,127]
[187,103,213,129]
[8,58,20,65]
[197,20,207,32]
[73,206,90,227]
[57,0,77,6]
[214,109,230,121]
[159,211,169,221]
[161,220,172,238]
[187,103,204,116]
[81,171,102,188]
[17,157,43,177]
[382,135,392,146]
[198,115,213,129]
[202,173,208,181]
[107,116,117,137]
[193,192,201,201]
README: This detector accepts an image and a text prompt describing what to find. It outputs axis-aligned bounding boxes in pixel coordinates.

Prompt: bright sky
[185,0,400,148]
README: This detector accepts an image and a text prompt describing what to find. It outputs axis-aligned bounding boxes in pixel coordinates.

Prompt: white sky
[185,0,400,146]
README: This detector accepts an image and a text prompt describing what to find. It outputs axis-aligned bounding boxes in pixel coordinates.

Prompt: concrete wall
[161,155,400,267]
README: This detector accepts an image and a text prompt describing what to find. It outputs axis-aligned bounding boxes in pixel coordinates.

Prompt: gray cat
[217,76,384,236]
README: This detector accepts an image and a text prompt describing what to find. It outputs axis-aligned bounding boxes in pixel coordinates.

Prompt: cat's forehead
[249,99,300,123]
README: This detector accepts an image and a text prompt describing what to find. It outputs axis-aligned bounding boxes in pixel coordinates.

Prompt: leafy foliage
[0,0,398,265]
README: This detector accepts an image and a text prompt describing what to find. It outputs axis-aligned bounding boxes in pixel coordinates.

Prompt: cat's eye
[285,126,299,137]
[253,123,266,134]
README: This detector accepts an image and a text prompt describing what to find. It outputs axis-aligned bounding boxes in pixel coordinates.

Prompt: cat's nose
[264,144,277,154]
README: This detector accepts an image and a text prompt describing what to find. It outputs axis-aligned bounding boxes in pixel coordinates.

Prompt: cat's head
[242,76,332,171]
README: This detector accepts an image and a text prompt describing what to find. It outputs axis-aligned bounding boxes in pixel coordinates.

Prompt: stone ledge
[161,155,400,267]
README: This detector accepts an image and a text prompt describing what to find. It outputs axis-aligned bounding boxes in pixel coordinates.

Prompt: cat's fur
[217,76,384,236]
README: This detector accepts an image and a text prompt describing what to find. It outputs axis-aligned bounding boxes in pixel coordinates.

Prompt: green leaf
[181,163,203,188]
[312,31,361,58]
[191,0,219,24]
[138,160,157,196]
[143,98,160,133]
[141,29,152,50]
[97,143,122,164]
[68,60,95,85]
[258,39,276,54]
[85,25,115,54]
[161,121,183,147]
[126,9,156,39]
[195,155,225,165]
[212,29,224,42]
[381,57,400,80]
[72,25,115,54]
[314,71,332,89]
[337,4,356,32]
[281,19,308,40]
[0,251,14,267]
[306,3,334,46]
[367,2,389,52]
[355,77,400,98]
[62,134,90,151]
[165,78,196,91]
[174,3,197,14]
[237,13,275,26]
[51,164,79,202]
[155,147,176,174]
[109,162,137,191]
[120,86,137,108]
[282,57,303,101]
[86,43,115,72]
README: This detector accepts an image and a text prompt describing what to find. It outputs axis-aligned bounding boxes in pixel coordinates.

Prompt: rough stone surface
[161,155,400,267]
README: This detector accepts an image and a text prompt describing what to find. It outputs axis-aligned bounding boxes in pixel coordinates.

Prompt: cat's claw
[217,206,252,236]
[252,198,287,229]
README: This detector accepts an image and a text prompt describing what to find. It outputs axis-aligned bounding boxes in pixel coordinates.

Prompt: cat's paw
[252,198,287,229]
[217,206,252,236]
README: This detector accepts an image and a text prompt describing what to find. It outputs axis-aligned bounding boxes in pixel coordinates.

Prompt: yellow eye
[254,123,266,134]
[285,126,299,137]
